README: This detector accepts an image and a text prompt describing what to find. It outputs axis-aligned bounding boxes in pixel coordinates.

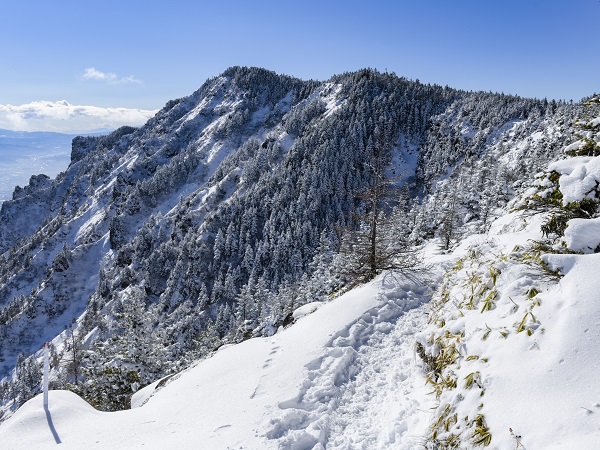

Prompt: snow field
[2,80,599,450]
[0,275,436,449]
[323,306,434,449]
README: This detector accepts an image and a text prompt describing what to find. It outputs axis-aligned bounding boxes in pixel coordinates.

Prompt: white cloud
[0,101,158,134]
[83,67,142,85]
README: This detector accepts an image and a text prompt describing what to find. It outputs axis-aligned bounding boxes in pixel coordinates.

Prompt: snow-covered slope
[4,191,600,449]
[0,68,592,447]
[415,214,600,448]
[415,102,600,449]
[0,273,436,449]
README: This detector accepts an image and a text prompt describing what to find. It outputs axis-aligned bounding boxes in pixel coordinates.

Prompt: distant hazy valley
[0,130,74,201]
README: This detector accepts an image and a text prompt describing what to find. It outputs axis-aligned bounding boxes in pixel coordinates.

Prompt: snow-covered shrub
[416,234,560,448]
[78,365,140,412]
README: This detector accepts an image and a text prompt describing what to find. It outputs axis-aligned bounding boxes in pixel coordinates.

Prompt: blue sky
[0,0,598,131]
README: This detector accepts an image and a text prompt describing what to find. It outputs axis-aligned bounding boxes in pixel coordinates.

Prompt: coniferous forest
[0,67,580,415]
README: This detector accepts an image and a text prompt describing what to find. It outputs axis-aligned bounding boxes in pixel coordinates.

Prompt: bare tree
[440,188,458,251]
[338,135,422,283]
[62,322,83,386]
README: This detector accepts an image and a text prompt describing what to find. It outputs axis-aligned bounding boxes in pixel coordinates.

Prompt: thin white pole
[43,342,50,409]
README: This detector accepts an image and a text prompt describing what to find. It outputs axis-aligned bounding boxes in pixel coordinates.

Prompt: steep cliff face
[0,67,579,416]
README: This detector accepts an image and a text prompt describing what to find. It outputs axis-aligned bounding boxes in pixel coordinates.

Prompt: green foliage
[518,245,562,279]
[541,213,569,237]
[416,339,460,394]
[464,371,482,389]
[536,106,600,248]
[472,414,492,446]
[79,366,140,412]
[457,265,499,312]
[537,189,599,239]
[524,159,599,238]
[480,290,498,313]
[547,170,561,185]
[516,312,537,334]
[570,198,599,217]
[482,324,492,341]
[430,404,461,449]
[565,138,600,157]
[567,96,600,155]
[488,266,501,285]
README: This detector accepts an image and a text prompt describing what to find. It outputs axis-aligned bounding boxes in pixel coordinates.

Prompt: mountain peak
[0,68,592,448]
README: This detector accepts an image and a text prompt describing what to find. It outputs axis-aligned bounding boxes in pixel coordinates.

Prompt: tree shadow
[44,405,62,444]
[380,266,433,287]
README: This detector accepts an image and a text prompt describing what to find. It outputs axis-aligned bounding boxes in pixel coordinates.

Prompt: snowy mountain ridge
[0,67,596,448]
[2,175,600,448]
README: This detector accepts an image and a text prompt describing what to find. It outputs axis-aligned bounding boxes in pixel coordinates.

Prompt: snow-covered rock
[563,217,600,253]
[291,301,323,320]
[549,155,600,205]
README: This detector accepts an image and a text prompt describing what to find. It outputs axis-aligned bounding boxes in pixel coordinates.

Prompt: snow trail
[268,272,437,449]
[0,270,447,449]
[325,306,431,449]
